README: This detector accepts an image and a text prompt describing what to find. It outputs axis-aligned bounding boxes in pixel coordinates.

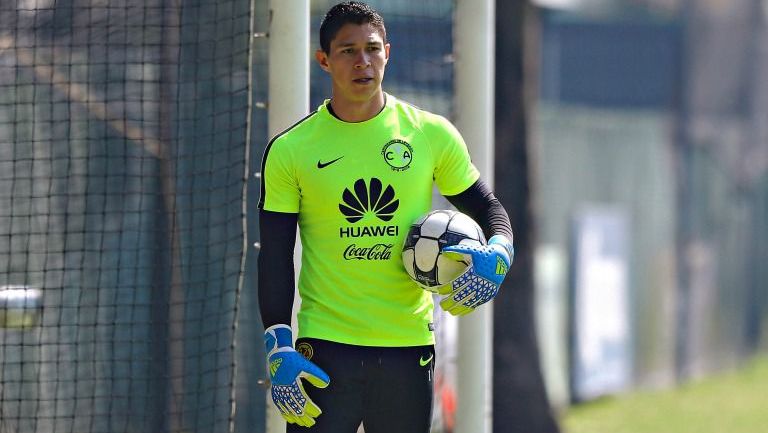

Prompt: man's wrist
[264,324,294,354]
[488,235,514,260]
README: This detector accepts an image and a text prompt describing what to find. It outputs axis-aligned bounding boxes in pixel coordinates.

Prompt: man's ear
[384,43,391,64]
[315,49,330,72]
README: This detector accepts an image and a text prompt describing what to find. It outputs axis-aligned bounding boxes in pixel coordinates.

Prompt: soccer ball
[402,209,486,291]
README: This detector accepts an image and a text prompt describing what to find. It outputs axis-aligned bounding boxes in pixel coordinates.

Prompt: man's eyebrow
[335,41,383,48]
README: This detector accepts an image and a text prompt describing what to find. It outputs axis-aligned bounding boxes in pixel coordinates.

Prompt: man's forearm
[257,209,299,328]
[445,179,514,242]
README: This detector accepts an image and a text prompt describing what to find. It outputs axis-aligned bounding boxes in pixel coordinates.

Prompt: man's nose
[354,52,370,69]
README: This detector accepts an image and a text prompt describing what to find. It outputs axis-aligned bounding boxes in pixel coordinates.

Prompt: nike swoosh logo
[419,354,434,367]
[317,156,344,169]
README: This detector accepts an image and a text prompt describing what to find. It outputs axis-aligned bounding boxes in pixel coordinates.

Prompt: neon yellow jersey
[258,94,480,346]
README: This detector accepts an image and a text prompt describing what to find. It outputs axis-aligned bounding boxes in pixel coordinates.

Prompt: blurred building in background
[530,0,768,408]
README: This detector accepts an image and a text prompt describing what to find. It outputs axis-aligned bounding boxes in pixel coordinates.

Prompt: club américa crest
[381,139,413,171]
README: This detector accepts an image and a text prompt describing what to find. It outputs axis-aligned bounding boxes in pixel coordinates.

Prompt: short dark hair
[319,1,387,53]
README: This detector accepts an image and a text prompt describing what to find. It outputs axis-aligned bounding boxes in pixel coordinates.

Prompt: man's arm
[257,209,298,328]
[445,179,514,242]
[257,209,330,427]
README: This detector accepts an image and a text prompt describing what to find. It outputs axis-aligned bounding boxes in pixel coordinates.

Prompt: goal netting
[0,0,251,432]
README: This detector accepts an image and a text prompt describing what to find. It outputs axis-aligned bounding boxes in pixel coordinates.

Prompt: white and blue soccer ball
[402,209,486,292]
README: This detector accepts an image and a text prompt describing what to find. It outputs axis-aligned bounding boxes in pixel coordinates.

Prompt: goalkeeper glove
[264,324,330,427]
[439,235,514,316]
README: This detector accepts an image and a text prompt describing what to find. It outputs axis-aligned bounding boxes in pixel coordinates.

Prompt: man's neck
[329,92,386,123]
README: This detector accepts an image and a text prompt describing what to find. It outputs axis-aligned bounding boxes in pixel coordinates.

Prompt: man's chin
[348,88,383,102]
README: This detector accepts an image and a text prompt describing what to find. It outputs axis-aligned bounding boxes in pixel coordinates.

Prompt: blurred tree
[493,2,561,433]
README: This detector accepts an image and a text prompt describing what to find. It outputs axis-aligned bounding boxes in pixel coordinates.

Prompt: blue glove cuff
[264,324,293,354]
[489,235,514,261]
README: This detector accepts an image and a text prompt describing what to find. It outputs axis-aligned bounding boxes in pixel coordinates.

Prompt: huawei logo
[339,178,399,223]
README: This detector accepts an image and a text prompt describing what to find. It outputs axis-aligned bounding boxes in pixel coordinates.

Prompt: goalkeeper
[257,2,514,432]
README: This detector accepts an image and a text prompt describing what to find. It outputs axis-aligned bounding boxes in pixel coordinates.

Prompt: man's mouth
[353,78,373,84]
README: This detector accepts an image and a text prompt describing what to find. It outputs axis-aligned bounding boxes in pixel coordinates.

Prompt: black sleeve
[257,209,298,329]
[444,179,514,242]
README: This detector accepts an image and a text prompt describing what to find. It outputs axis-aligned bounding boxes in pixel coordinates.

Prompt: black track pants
[286,338,435,433]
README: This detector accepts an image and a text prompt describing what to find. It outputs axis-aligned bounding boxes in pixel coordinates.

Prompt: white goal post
[454,0,496,432]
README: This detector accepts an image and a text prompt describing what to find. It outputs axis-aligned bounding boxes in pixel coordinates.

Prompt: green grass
[563,355,768,433]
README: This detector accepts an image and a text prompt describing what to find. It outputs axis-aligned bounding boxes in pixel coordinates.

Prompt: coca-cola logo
[343,243,393,261]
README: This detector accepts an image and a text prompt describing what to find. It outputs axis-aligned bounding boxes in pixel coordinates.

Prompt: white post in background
[265,1,309,433]
[268,0,310,138]
[454,0,495,433]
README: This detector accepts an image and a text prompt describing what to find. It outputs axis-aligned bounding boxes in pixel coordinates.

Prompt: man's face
[316,23,390,103]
